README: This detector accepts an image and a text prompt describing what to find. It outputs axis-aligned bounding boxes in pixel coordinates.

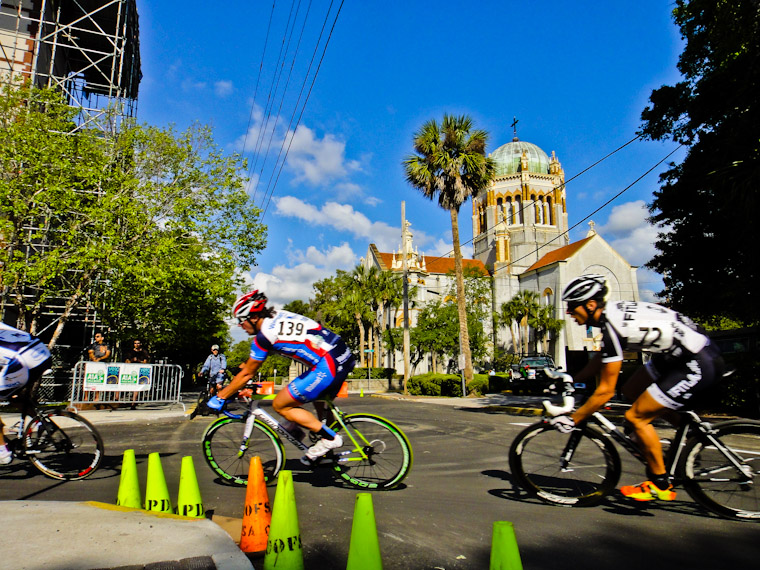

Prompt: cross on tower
[510,116,519,140]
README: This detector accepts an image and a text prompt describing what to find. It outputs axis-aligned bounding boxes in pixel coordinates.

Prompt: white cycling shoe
[300,434,343,465]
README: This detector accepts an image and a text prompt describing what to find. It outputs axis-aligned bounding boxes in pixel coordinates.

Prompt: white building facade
[364,135,640,374]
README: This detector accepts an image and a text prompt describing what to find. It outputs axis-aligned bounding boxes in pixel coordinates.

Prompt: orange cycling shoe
[620,480,677,502]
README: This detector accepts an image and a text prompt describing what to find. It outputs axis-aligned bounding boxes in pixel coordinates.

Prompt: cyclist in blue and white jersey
[0,322,53,465]
[552,274,724,502]
[208,290,356,463]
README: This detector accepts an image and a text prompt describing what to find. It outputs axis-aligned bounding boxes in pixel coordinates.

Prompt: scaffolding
[0,1,141,379]
[0,0,141,134]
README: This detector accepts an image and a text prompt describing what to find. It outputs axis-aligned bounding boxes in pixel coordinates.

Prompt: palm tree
[511,290,540,355]
[403,114,495,385]
[530,305,565,354]
[496,297,522,354]
[335,273,372,367]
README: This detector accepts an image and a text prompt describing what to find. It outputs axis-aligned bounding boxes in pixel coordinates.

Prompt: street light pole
[402,202,411,395]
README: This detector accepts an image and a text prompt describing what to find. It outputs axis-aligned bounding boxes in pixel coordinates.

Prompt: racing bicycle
[508,369,760,520]
[2,385,103,480]
[201,386,413,490]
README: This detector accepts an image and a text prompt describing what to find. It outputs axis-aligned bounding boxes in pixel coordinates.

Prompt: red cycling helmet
[232,290,268,320]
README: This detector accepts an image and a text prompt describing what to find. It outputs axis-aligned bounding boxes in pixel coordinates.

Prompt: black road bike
[2,385,103,480]
[508,369,760,520]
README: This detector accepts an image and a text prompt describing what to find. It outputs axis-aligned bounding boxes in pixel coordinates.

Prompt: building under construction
[0,0,141,395]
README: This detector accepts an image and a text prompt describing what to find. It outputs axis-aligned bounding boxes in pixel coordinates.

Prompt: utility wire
[260,0,345,219]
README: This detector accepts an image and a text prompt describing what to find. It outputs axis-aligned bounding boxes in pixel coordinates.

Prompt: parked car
[510,355,557,381]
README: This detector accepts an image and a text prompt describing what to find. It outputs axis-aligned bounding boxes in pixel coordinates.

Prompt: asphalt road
[1,396,757,569]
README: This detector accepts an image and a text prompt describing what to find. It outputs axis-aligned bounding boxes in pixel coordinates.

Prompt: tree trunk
[449,208,473,385]
[355,314,366,367]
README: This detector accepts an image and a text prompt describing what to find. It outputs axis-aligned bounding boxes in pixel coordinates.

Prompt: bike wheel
[509,421,621,507]
[23,411,103,480]
[680,420,760,520]
[202,417,284,486]
[330,414,413,490]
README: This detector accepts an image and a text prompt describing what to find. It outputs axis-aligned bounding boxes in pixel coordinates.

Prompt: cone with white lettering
[263,470,303,570]
[346,493,382,570]
[116,449,141,509]
[176,455,204,518]
[489,521,523,570]
[144,452,172,513]
[240,456,271,554]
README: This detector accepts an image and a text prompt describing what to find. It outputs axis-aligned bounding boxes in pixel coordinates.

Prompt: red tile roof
[524,236,594,272]
[371,246,489,276]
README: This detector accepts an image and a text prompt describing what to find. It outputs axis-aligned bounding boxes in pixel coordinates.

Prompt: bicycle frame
[223,395,372,463]
[543,368,753,483]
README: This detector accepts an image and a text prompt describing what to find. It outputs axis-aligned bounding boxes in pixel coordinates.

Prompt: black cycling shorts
[645,342,724,410]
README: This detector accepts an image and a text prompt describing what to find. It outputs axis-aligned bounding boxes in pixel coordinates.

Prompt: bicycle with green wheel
[201,386,412,490]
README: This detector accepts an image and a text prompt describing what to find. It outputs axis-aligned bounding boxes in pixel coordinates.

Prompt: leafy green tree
[640,0,760,324]
[1,83,266,367]
[403,114,496,384]
[283,299,313,318]
[227,340,253,374]
[0,82,110,333]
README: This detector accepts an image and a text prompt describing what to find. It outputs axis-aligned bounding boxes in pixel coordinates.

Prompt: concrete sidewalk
[0,501,254,570]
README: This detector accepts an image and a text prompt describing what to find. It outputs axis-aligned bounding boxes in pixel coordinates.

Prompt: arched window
[515,196,522,224]
[546,196,554,225]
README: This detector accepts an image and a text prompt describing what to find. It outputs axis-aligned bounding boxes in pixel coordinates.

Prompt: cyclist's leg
[625,391,669,475]
[272,388,323,432]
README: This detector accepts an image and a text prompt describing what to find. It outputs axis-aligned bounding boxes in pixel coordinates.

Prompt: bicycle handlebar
[542,368,576,416]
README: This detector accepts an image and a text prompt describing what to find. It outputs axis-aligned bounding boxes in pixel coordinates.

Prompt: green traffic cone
[263,470,303,570]
[489,521,523,570]
[116,449,141,509]
[176,455,204,518]
[346,493,382,570]
[144,452,172,513]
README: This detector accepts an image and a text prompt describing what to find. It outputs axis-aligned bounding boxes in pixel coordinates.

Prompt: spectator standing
[124,339,150,409]
[87,332,111,405]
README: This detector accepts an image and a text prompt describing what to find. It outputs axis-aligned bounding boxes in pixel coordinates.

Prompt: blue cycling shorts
[287,354,356,403]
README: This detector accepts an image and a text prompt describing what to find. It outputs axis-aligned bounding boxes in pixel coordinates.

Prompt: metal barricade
[70,361,185,410]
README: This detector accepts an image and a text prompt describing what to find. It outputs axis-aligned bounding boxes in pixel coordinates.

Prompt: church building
[363,132,640,373]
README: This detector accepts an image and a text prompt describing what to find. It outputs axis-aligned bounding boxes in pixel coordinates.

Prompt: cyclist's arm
[573,352,602,383]
[216,357,263,400]
[571,359,621,424]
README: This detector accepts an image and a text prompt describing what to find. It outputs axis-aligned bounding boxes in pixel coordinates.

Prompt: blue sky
[136,1,685,323]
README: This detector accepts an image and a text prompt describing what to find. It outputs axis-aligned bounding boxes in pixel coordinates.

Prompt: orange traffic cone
[240,456,272,555]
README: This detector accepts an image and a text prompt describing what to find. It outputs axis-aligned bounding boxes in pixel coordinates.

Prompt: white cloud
[600,200,649,234]
[274,197,411,251]
[636,267,664,303]
[285,125,362,186]
[249,243,359,307]
[181,78,207,92]
[214,80,233,97]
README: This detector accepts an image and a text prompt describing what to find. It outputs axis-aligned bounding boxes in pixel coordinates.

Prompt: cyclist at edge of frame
[0,322,53,465]
[207,289,357,464]
[551,274,725,503]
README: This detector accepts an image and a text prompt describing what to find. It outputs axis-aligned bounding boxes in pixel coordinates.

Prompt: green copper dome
[489,139,550,176]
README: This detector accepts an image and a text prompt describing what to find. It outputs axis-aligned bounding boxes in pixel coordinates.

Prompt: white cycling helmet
[562,274,608,304]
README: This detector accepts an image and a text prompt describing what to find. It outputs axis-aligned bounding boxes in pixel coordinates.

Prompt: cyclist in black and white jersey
[0,322,53,465]
[551,274,724,502]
